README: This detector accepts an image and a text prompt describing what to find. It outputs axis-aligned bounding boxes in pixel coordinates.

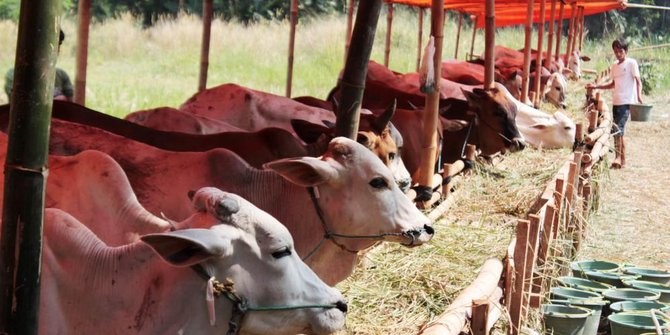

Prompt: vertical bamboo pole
[469,15,477,60]
[416,8,424,71]
[335,0,383,139]
[545,0,557,68]
[570,5,580,55]
[344,0,356,61]
[509,219,531,335]
[0,0,61,333]
[286,0,298,97]
[555,1,565,62]
[566,2,577,59]
[416,0,445,196]
[521,0,535,103]
[454,12,463,59]
[578,6,585,52]
[384,2,394,67]
[198,0,213,92]
[74,0,90,105]
[484,0,495,89]
[534,0,547,107]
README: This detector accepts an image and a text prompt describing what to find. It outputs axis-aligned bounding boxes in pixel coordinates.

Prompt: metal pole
[286,0,298,97]
[454,12,463,59]
[0,0,61,333]
[198,0,213,92]
[74,0,90,105]
[521,0,535,103]
[384,2,394,67]
[335,0,383,139]
[416,8,424,71]
[469,15,477,60]
[534,0,546,107]
[545,0,557,68]
[484,0,495,89]
[555,1,565,62]
[344,0,356,62]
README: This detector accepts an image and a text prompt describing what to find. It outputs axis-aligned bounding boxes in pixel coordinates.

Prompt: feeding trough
[608,311,669,335]
[584,271,639,288]
[610,301,670,313]
[543,304,593,335]
[630,104,653,122]
[603,288,661,303]
[624,267,670,285]
[571,260,620,278]
[623,280,670,303]
[558,276,616,293]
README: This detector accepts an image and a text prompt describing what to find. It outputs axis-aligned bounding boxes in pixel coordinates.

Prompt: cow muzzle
[402,224,435,247]
[510,137,526,152]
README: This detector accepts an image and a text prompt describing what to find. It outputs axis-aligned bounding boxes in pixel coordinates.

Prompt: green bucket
[552,298,608,335]
[604,288,662,303]
[624,267,670,286]
[630,104,653,122]
[610,301,670,313]
[552,287,603,301]
[571,260,620,278]
[624,280,670,303]
[584,271,640,288]
[608,312,669,335]
[543,304,593,335]
[558,276,616,293]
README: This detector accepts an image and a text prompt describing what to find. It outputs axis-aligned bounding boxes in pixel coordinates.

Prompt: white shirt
[610,58,640,105]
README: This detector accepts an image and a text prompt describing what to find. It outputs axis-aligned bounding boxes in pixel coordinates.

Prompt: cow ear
[264,157,337,187]
[440,118,469,132]
[581,55,591,62]
[356,132,372,148]
[291,119,332,144]
[142,229,233,267]
[529,122,549,130]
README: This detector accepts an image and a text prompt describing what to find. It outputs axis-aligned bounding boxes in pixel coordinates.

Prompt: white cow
[500,85,576,149]
[563,50,591,80]
[543,72,568,109]
[39,188,347,335]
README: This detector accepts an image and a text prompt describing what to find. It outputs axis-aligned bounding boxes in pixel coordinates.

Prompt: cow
[0,102,412,192]
[125,106,246,134]
[35,120,434,285]
[503,69,568,108]
[38,187,347,335]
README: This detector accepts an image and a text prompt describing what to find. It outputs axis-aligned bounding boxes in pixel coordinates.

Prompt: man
[586,39,642,169]
[4,29,73,102]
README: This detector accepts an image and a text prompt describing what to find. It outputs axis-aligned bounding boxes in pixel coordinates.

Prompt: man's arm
[586,80,615,90]
[633,61,643,103]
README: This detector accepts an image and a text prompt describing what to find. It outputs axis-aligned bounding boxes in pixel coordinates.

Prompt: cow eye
[564,126,572,130]
[388,152,396,161]
[369,177,388,189]
[271,247,292,259]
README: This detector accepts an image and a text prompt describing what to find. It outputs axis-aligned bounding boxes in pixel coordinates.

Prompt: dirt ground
[577,94,670,270]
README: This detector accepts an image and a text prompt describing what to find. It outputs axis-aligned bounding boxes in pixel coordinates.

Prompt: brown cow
[125,106,245,134]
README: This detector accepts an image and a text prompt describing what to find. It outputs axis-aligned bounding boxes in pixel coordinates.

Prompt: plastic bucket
[558,276,616,293]
[584,271,640,288]
[624,267,670,285]
[552,299,608,335]
[603,288,661,303]
[552,287,604,301]
[630,104,653,122]
[610,301,670,313]
[608,312,669,335]
[624,280,670,303]
[571,260,620,278]
[543,304,593,335]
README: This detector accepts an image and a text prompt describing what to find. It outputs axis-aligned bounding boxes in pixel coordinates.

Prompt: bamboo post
[555,1,565,62]
[522,215,542,319]
[530,203,557,307]
[575,123,584,149]
[484,0,495,89]
[566,2,577,60]
[384,2,394,67]
[564,162,577,236]
[545,0,557,68]
[286,0,298,97]
[198,0,213,92]
[344,0,356,61]
[521,0,535,103]
[416,0,445,199]
[551,176,566,260]
[335,0,383,139]
[504,240,515,314]
[534,0,547,107]
[454,12,463,59]
[417,8,424,71]
[471,299,491,335]
[0,1,62,333]
[469,16,477,60]
[509,220,531,335]
[74,0,91,105]
[578,6,585,51]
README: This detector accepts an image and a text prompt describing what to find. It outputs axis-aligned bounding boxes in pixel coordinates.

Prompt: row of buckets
[542,260,670,335]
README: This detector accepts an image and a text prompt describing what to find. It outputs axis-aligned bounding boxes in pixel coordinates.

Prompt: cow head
[143,188,347,335]
[500,70,523,101]
[518,111,576,149]
[565,50,591,80]
[461,84,526,156]
[543,72,568,109]
[264,137,434,254]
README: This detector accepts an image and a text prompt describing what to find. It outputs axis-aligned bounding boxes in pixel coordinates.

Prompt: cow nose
[512,138,526,151]
[423,224,435,235]
[335,300,348,313]
[397,179,411,193]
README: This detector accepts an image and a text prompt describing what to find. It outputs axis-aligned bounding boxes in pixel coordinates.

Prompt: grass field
[1,8,669,335]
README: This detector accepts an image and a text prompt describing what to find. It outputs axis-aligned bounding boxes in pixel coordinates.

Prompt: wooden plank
[551,177,566,260]
[522,215,542,314]
[509,219,530,335]
[471,299,490,335]
[530,203,557,307]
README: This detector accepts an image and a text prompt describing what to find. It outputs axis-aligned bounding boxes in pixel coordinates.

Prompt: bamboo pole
[344,0,356,61]
[469,16,477,60]
[417,8,424,71]
[454,12,463,59]
[74,0,90,105]
[522,214,542,319]
[509,219,531,335]
[534,0,547,107]
[484,0,495,89]
[0,0,61,333]
[335,0,383,139]
[545,0,557,68]
[416,0,445,197]
[197,0,213,92]
[566,2,577,59]
[630,43,670,51]
[384,2,394,67]
[286,0,298,97]
[521,0,535,103]
[555,1,565,62]
[530,203,557,307]
[578,6,585,51]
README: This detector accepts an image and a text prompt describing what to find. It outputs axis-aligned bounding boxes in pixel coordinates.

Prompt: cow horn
[373,99,396,133]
